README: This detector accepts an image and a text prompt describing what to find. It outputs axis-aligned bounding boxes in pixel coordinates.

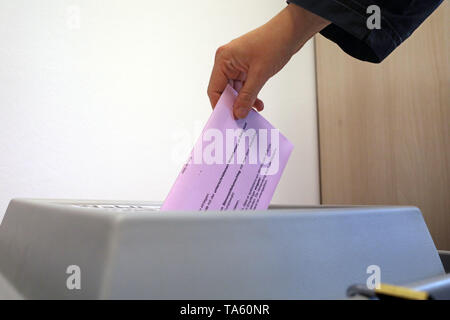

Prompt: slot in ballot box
[0,199,445,299]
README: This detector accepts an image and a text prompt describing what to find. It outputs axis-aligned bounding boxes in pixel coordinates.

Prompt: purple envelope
[161,85,293,211]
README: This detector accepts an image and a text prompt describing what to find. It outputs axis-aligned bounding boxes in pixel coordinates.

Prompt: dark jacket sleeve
[289,0,443,63]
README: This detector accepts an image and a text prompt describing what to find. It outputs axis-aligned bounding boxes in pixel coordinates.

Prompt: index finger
[207,61,229,109]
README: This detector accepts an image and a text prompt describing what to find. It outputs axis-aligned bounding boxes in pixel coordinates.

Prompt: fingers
[207,60,229,109]
[233,69,265,119]
[208,46,265,117]
[208,46,244,109]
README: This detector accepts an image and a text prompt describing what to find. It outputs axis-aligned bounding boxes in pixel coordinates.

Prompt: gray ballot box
[0,199,445,299]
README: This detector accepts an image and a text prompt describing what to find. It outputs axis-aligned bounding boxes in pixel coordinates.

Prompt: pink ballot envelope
[161,85,293,211]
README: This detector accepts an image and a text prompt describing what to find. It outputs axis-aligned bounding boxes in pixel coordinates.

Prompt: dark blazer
[289,0,443,62]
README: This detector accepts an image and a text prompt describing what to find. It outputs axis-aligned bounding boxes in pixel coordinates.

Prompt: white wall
[0,0,319,221]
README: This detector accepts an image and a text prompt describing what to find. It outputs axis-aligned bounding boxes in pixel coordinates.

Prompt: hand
[207,4,329,119]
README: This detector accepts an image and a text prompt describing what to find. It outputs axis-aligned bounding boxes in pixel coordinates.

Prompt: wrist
[284,3,330,53]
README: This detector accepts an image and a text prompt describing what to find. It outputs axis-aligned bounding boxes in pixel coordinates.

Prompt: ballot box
[0,199,445,299]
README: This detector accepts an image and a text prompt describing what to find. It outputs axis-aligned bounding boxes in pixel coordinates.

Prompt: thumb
[233,69,264,119]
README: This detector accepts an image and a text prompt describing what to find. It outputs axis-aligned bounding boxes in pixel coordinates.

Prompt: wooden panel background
[315,3,449,249]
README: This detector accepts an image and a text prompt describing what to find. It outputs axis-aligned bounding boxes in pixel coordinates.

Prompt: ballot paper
[161,85,293,211]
